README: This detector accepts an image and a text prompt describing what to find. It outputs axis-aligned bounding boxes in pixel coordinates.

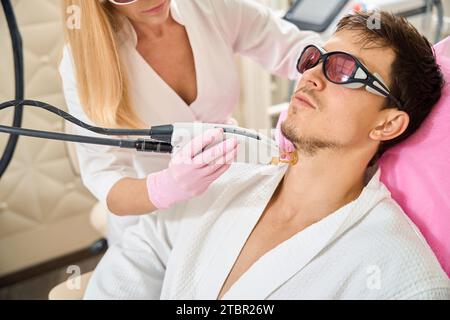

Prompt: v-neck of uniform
[124,0,201,110]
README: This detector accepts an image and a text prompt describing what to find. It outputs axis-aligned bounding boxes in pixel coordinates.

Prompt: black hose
[0,125,137,148]
[0,99,152,137]
[0,124,173,153]
[0,99,173,153]
[0,0,24,179]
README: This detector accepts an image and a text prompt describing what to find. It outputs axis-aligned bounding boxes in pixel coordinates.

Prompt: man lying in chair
[84,11,450,300]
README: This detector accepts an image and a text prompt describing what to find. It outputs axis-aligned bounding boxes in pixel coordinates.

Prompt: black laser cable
[1,99,154,137]
[0,0,24,179]
[0,124,173,153]
[0,99,173,154]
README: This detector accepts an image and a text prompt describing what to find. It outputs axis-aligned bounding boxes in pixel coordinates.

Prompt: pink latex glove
[275,108,295,160]
[146,128,238,209]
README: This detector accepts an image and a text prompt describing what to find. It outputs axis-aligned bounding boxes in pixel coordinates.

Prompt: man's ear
[369,110,410,142]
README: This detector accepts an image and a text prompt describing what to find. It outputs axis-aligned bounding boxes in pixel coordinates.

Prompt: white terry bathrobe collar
[161,164,387,300]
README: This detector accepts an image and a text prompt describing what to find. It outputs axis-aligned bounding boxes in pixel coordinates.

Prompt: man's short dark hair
[336,11,444,165]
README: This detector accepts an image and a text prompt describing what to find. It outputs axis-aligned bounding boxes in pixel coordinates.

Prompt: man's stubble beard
[281,114,344,157]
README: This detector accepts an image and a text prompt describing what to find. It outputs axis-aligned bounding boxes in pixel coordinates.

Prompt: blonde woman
[59,0,321,244]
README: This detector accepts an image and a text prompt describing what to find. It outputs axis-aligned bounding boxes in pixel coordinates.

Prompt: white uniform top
[58,0,322,243]
[84,164,450,300]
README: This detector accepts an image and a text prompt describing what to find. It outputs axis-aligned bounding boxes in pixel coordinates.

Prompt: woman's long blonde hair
[62,0,145,128]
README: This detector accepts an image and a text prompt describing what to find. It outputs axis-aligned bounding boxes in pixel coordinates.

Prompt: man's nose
[299,64,326,91]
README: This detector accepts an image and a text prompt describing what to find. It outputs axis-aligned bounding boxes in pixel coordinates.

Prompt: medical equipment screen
[285,0,349,32]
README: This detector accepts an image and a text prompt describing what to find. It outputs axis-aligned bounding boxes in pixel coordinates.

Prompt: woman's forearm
[106,177,158,216]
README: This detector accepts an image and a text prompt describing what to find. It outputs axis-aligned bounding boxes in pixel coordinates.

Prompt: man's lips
[293,93,316,109]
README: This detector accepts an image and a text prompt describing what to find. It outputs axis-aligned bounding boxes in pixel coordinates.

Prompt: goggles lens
[298,46,357,83]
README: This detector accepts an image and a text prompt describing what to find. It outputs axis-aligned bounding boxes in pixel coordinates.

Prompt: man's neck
[267,150,368,226]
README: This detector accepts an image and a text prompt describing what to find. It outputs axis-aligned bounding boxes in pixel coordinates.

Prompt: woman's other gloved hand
[275,108,295,161]
[146,128,238,209]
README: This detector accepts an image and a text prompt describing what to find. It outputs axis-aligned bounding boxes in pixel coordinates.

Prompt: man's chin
[281,124,345,157]
[281,122,300,146]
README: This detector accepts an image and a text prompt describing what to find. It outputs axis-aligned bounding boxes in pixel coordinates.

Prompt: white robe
[84,164,450,300]
[58,0,322,244]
